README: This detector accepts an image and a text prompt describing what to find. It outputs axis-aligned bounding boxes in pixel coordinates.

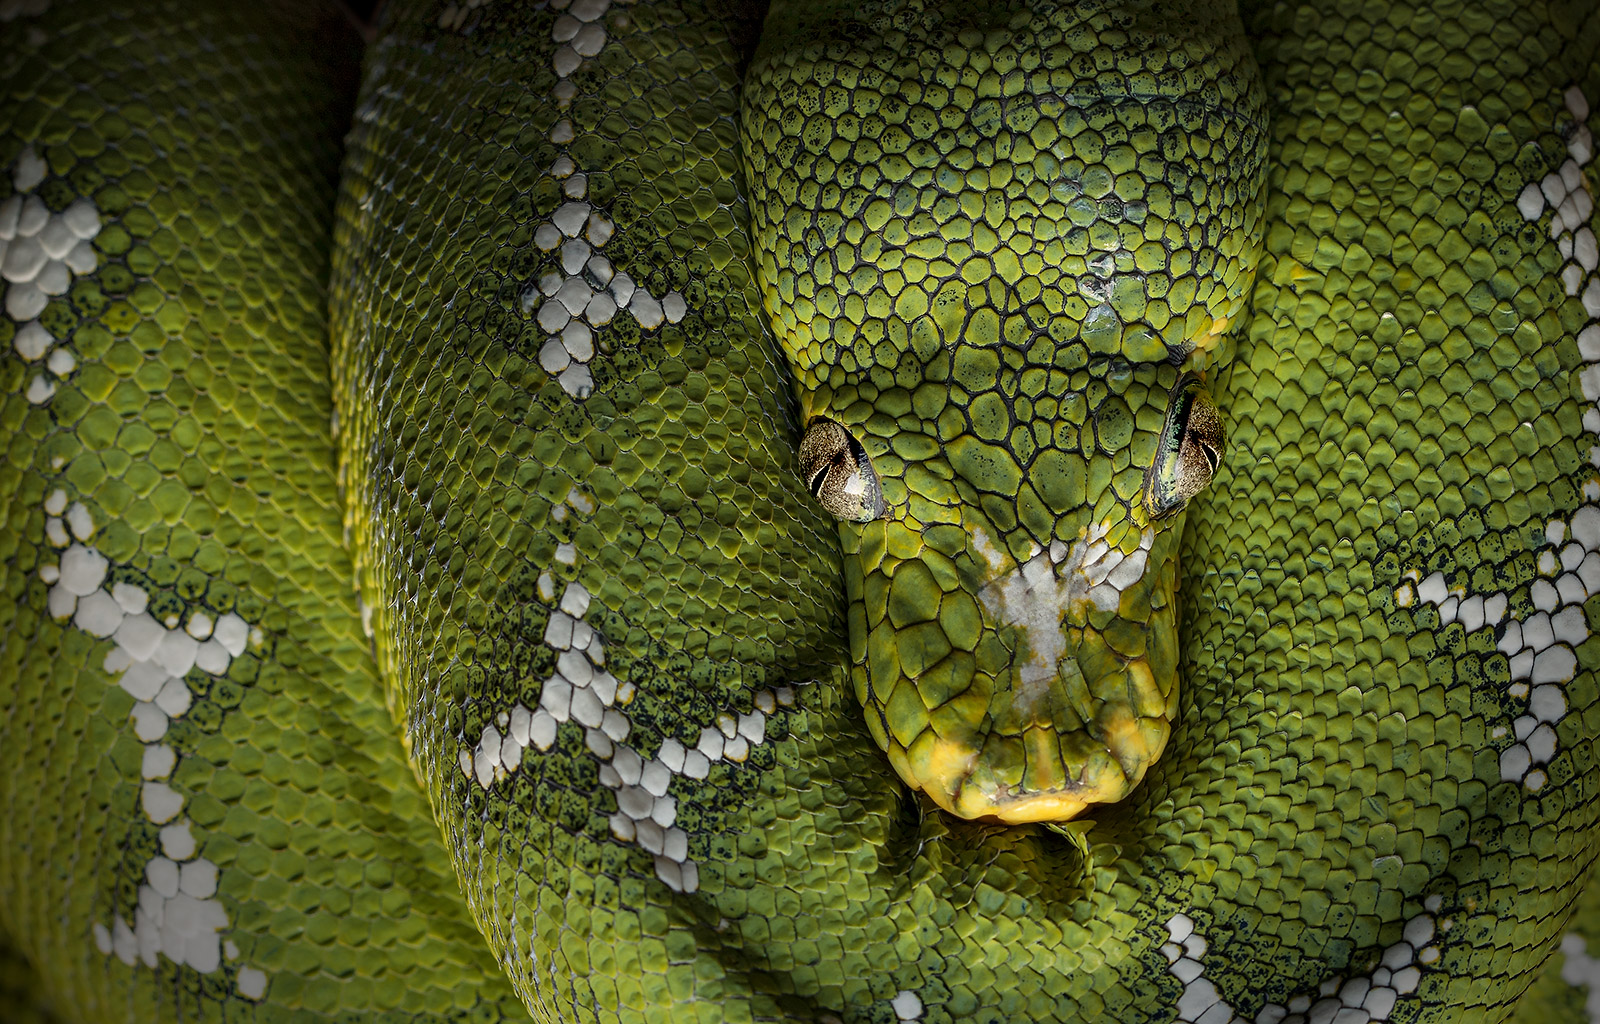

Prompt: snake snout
[848,510,1183,823]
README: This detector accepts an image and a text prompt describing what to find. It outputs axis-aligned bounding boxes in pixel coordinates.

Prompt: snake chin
[903,698,1170,826]
[855,512,1182,825]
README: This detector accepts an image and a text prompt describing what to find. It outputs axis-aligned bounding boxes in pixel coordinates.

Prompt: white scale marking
[4,144,270,1002]
[971,521,1153,704]
[2,146,100,405]
[892,990,925,1021]
[516,0,685,399]
[458,488,795,893]
[457,0,747,893]
[40,494,268,1000]
[1162,908,1441,1024]
[1518,87,1598,298]
[1560,932,1600,1024]
[1399,85,1597,791]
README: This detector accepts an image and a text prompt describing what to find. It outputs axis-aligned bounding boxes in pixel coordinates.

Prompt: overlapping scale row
[1510,855,1600,1021]
[0,1,527,1020]
[1169,1,1600,1021]
[331,0,866,1017]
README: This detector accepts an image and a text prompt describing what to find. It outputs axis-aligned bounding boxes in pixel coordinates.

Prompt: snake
[2,0,1600,1021]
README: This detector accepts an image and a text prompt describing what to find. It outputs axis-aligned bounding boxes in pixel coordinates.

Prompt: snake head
[786,361,1227,825]
[744,0,1266,826]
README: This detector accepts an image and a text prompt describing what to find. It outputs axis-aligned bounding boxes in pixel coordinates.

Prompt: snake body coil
[1,1,1599,1023]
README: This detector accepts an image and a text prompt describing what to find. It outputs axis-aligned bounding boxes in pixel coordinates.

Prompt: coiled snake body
[2,0,1599,1022]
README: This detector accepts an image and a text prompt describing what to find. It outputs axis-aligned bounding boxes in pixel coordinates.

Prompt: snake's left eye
[798,418,885,523]
[1143,373,1224,519]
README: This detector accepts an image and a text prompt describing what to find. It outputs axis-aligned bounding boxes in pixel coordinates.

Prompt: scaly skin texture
[741,0,1269,823]
[1510,857,1600,1022]
[0,1,529,1019]
[1,0,1600,1023]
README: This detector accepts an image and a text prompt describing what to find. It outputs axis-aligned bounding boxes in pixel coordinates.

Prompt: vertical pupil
[807,463,830,497]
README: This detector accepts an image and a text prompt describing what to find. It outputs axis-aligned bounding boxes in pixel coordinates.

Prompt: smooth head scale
[746,0,1268,822]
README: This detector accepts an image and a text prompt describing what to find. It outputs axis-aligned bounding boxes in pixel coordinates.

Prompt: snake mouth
[863,522,1182,824]
[898,651,1175,825]
[870,653,1176,823]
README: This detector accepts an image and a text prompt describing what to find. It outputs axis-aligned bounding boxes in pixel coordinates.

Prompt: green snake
[2,0,1600,1021]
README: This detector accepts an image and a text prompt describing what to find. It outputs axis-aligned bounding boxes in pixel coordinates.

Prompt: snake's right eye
[798,418,885,523]
[1143,373,1225,519]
